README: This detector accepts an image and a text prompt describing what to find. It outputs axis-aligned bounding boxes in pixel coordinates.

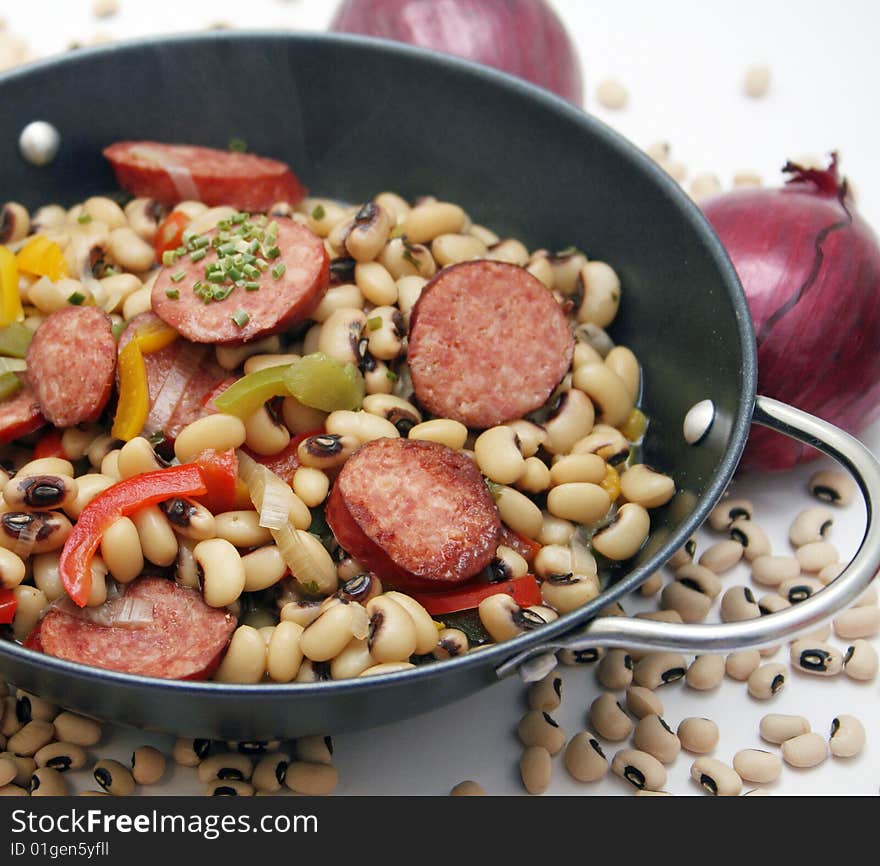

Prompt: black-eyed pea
[729,519,771,561]
[808,470,855,506]
[661,579,711,624]
[207,780,255,796]
[834,606,880,639]
[789,506,834,547]
[194,538,245,608]
[668,536,697,569]
[733,749,782,785]
[281,396,327,437]
[778,575,824,605]
[720,585,761,623]
[516,457,552,494]
[760,714,810,745]
[108,225,154,271]
[844,639,878,681]
[707,498,754,531]
[7,720,54,757]
[197,753,253,784]
[52,712,101,748]
[0,549,25,592]
[15,692,58,725]
[575,261,621,328]
[431,232,487,266]
[0,510,72,557]
[0,756,15,787]
[747,663,787,699]
[547,482,611,527]
[383,592,437,656]
[495,486,543,539]
[691,757,742,796]
[604,346,640,403]
[0,753,35,787]
[474,426,526,485]
[571,425,630,466]
[17,457,75,479]
[214,511,272,549]
[130,505,177,567]
[335,572,382,606]
[367,594,418,662]
[174,414,246,464]
[93,759,135,795]
[1,201,30,243]
[30,767,68,797]
[280,600,324,629]
[563,731,609,782]
[547,249,588,295]
[378,236,436,279]
[116,437,164,480]
[3,473,77,512]
[12,586,49,642]
[395,275,426,326]
[559,647,602,666]
[698,539,744,574]
[316,307,366,366]
[433,628,469,661]
[795,541,838,573]
[686,655,725,690]
[266,621,305,683]
[171,737,211,767]
[130,746,166,785]
[528,671,562,712]
[241,545,287,594]
[782,732,827,768]
[252,753,291,792]
[478,593,544,644]
[64,473,114,520]
[829,715,865,758]
[300,601,369,662]
[537,514,575,547]
[345,202,395,262]
[819,562,846,586]
[358,661,415,677]
[790,639,843,676]
[797,622,831,643]
[285,761,338,795]
[543,389,595,455]
[519,745,552,795]
[400,201,465,244]
[243,406,290,457]
[573,341,603,370]
[549,454,605,488]
[751,554,800,588]
[619,464,674,509]
[611,748,667,792]
[485,237,529,266]
[329,637,372,679]
[758,593,791,616]
[597,649,634,691]
[571,364,632,429]
[633,652,687,690]
[625,686,663,719]
[214,626,267,684]
[633,715,680,764]
[34,742,86,773]
[589,693,633,742]
[540,572,600,614]
[517,710,566,754]
[160,497,216,542]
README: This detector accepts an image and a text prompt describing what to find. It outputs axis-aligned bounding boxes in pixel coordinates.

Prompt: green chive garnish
[77,213,92,224]
[271,262,286,280]
[244,281,260,291]
[367,316,382,331]
[67,291,85,305]
[231,308,250,328]
[161,250,178,266]
[170,271,186,283]
[190,249,207,263]
[386,370,399,382]
[311,204,325,220]
[228,137,248,152]
[165,289,180,300]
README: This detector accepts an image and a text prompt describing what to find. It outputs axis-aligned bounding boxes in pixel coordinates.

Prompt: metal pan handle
[496,396,880,682]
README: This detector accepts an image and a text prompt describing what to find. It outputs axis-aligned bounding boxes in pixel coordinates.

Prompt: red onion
[702,155,880,471]
[330,0,583,105]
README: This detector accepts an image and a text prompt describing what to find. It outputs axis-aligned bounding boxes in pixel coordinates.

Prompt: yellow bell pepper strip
[15,235,68,281]
[111,340,150,441]
[110,320,178,442]
[0,246,23,327]
[0,322,32,358]
[59,464,207,607]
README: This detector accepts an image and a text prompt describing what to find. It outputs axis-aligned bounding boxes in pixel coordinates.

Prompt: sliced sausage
[325,437,501,591]
[152,217,329,345]
[36,577,236,680]
[103,141,307,211]
[0,376,45,444]
[407,261,574,428]
[26,307,116,427]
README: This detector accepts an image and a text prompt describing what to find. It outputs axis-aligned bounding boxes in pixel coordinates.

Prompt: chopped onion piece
[0,357,27,375]
[144,341,205,435]
[51,594,154,629]
[238,451,337,596]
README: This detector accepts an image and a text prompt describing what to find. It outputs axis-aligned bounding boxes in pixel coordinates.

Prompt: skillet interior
[0,33,755,738]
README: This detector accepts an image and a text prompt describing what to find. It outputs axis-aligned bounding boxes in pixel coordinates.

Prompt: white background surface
[1,0,879,796]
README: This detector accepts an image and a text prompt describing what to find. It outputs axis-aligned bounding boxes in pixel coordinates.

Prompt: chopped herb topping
[170,271,186,283]
[311,204,325,221]
[271,262,286,280]
[385,370,399,383]
[76,213,92,224]
[165,288,180,300]
[161,250,179,266]
[190,249,207,263]
[367,316,382,331]
[401,237,420,268]
[148,430,165,447]
[67,291,85,305]
[231,308,250,328]
[228,137,248,152]
[553,245,584,258]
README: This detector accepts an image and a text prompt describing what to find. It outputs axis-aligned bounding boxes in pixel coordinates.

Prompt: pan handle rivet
[683,399,715,445]
[19,120,61,166]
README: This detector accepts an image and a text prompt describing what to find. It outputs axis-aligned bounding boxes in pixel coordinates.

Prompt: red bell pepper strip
[32,427,65,460]
[59,464,207,607]
[191,448,238,515]
[409,574,543,617]
[0,588,17,624]
[154,210,190,260]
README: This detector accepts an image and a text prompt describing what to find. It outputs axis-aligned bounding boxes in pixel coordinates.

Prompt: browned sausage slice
[26,307,116,428]
[37,577,236,680]
[407,260,574,428]
[152,217,329,345]
[325,437,501,591]
[103,141,307,211]
[0,376,45,444]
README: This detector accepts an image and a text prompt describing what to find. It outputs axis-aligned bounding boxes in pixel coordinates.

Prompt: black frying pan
[0,33,877,739]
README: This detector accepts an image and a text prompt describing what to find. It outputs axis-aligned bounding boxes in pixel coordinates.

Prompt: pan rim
[0,30,757,697]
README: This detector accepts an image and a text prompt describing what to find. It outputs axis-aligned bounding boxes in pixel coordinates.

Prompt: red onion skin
[330,0,583,105]
[703,159,880,471]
